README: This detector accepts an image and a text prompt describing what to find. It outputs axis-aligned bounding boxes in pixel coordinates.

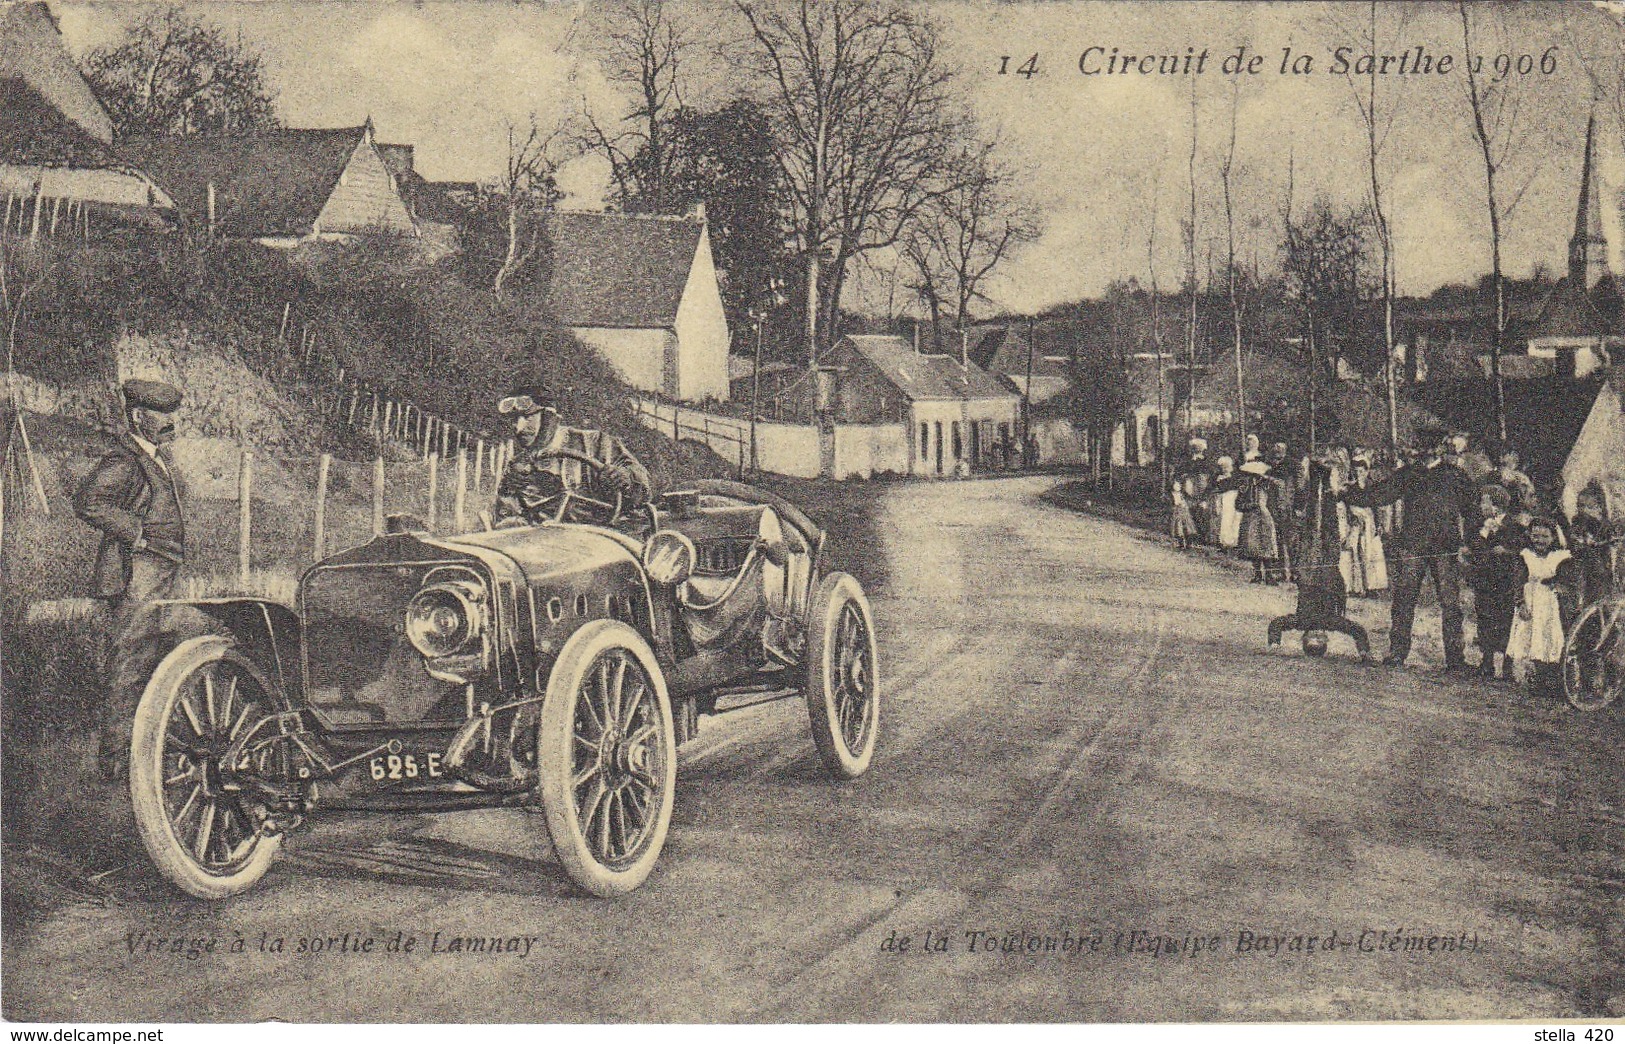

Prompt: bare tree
[489,117,575,298]
[1334,1,1409,454]
[900,142,1038,346]
[1146,168,1169,490]
[1460,0,1544,443]
[734,0,961,367]
[1219,84,1247,459]
[1281,196,1374,451]
[1182,78,1200,431]
[82,7,279,136]
[582,0,689,212]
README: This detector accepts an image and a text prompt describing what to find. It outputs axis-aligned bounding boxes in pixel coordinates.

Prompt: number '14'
[999,54,1039,78]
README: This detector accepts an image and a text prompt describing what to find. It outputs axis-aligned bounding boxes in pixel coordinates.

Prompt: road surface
[5,476,1622,1021]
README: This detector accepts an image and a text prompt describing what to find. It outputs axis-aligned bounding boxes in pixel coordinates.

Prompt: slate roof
[990,328,1071,381]
[375,142,414,183]
[1514,277,1619,341]
[840,335,1017,403]
[118,127,367,237]
[0,76,119,168]
[543,211,703,329]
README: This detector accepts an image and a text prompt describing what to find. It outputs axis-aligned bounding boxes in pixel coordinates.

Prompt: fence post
[347,384,359,427]
[237,449,254,585]
[453,449,468,533]
[372,456,386,536]
[426,452,439,532]
[278,303,291,344]
[382,400,394,441]
[474,437,485,492]
[313,453,331,561]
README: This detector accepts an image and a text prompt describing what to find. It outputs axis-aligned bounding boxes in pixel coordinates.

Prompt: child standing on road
[1505,517,1575,694]
[1469,484,1524,682]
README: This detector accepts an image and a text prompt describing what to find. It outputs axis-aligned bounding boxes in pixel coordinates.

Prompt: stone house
[119,120,418,244]
[542,209,730,403]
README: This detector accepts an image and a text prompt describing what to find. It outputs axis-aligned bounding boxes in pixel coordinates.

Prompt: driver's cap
[497,384,556,417]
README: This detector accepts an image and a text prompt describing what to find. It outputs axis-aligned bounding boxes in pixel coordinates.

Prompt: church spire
[1570,108,1610,291]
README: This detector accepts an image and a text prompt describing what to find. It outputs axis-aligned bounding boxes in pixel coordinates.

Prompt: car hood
[438,524,642,587]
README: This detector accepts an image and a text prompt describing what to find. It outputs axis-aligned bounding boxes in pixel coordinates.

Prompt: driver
[492,385,653,527]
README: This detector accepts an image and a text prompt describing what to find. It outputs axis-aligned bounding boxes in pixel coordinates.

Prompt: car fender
[153,598,300,703]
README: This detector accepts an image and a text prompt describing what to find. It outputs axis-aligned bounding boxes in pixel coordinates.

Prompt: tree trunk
[804,249,820,368]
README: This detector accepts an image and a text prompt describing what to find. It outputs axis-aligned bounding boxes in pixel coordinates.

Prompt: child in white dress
[1505,517,1575,693]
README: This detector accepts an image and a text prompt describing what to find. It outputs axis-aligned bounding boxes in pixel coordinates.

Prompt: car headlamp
[641,530,696,586]
[405,580,486,659]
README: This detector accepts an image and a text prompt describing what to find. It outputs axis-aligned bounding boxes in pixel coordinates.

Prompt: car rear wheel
[537,620,676,896]
[129,636,283,899]
[804,572,879,779]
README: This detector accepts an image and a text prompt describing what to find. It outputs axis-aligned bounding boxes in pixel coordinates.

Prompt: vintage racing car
[128,461,879,899]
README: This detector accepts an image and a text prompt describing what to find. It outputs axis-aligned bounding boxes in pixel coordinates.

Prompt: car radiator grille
[301,564,470,727]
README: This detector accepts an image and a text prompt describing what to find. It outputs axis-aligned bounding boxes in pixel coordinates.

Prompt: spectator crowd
[1169,426,1622,694]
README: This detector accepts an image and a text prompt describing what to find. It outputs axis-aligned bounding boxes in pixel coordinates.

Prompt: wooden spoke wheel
[537,620,675,896]
[1563,598,1625,711]
[129,636,284,898]
[804,572,879,779]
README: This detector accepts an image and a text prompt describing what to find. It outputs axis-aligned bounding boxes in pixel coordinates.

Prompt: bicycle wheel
[1562,599,1625,711]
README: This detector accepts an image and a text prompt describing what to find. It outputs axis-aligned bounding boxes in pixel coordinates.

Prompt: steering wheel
[526,449,624,527]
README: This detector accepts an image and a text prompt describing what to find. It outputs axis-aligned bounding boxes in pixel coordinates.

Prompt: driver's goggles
[497,396,555,417]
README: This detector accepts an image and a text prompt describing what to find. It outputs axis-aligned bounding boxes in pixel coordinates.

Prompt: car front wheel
[537,620,676,897]
[129,636,284,899]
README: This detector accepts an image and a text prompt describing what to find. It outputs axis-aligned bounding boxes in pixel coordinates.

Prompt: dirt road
[5,476,1622,1021]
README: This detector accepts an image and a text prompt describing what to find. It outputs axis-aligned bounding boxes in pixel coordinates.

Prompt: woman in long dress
[1237,458,1281,582]
[1341,454,1388,596]
[1505,517,1576,693]
[1210,456,1242,550]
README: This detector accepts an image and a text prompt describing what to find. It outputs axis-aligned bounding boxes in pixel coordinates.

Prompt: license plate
[368,752,445,782]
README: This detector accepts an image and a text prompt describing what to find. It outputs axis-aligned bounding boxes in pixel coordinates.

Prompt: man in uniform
[74,379,187,779]
[492,385,652,528]
[1340,426,1480,671]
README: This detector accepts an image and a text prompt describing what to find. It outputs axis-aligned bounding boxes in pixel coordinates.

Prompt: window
[920,422,930,460]
[951,422,962,461]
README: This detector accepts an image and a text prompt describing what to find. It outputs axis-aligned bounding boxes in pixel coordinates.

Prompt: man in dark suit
[74,379,186,779]
[1340,428,1480,670]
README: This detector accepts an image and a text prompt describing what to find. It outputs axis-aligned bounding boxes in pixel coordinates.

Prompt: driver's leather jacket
[493,423,653,525]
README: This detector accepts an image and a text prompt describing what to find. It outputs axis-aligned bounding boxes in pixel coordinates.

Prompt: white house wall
[574,327,675,396]
[0,165,171,208]
[908,397,1020,477]
[672,225,730,402]
[315,139,416,236]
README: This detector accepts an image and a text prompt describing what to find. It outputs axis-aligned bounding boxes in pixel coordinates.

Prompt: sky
[49,0,1625,314]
